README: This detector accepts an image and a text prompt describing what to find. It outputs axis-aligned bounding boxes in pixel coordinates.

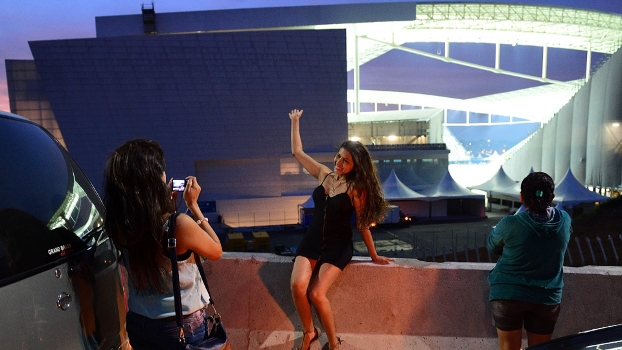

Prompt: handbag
[167,213,230,350]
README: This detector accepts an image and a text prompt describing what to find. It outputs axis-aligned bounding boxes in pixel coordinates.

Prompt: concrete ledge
[202,253,622,350]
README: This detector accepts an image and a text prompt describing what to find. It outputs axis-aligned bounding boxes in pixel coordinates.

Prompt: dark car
[0,111,130,349]
[526,324,622,350]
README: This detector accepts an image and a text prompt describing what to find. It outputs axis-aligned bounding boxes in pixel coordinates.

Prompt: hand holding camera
[170,177,207,229]
[171,176,201,208]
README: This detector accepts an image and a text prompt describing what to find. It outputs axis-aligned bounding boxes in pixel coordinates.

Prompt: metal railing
[378,231,622,267]
[367,143,447,151]
[222,211,299,229]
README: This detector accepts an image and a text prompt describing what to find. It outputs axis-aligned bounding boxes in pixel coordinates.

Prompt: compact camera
[172,179,187,192]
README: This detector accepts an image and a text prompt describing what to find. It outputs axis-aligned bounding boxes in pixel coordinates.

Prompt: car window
[0,116,103,285]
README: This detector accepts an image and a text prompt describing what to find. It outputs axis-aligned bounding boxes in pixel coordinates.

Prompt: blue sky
[1,0,621,112]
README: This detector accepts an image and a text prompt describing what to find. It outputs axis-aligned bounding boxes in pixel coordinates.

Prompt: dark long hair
[103,139,175,293]
[520,171,555,215]
[338,140,388,228]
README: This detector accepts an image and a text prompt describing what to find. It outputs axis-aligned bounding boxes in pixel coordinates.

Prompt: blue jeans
[126,308,207,350]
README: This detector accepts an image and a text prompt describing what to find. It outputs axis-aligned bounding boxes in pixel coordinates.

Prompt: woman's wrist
[187,204,202,217]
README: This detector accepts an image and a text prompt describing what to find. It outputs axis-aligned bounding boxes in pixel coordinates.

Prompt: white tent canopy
[490,167,536,199]
[381,169,427,200]
[468,166,518,193]
[420,170,484,200]
[553,168,611,207]
[419,170,486,218]
[512,168,611,217]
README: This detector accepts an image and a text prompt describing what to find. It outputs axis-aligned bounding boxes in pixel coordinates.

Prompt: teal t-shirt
[487,207,571,305]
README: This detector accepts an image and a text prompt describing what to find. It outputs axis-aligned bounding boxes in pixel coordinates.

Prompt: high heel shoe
[324,336,341,350]
[330,337,342,350]
[296,326,321,350]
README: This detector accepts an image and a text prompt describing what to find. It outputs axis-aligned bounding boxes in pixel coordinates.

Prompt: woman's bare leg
[527,332,552,347]
[496,328,523,350]
[308,263,343,349]
[291,256,317,348]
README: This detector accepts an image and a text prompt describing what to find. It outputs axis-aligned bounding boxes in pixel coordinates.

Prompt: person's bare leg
[527,332,552,347]
[496,328,523,350]
[290,256,317,349]
[308,263,343,349]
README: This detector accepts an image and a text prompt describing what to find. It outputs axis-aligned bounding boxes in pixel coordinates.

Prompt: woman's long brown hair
[103,139,176,294]
[339,140,388,228]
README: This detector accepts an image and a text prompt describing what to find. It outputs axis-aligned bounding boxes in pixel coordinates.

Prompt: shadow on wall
[257,258,299,328]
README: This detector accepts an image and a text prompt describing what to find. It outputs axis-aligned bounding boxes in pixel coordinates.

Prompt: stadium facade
[6,2,622,226]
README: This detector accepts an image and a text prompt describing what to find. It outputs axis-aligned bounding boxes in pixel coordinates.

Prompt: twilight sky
[1,0,621,113]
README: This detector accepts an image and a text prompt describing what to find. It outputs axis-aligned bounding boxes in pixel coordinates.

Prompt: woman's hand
[183,176,201,206]
[289,109,303,121]
[371,255,393,265]
[168,178,180,203]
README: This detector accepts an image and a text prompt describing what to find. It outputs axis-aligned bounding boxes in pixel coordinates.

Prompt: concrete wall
[202,254,622,350]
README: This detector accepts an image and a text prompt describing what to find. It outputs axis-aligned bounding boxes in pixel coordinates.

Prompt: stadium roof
[97,2,622,124]
[338,3,622,122]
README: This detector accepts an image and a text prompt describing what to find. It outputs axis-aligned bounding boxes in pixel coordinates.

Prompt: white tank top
[124,251,210,319]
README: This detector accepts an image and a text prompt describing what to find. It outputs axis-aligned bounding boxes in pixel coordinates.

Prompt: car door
[0,113,129,349]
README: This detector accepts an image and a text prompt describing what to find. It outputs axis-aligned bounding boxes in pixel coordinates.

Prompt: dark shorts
[126,308,207,350]
[491,299,561,335]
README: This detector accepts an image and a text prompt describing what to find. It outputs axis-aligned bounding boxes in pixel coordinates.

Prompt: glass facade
[5,60,65,148]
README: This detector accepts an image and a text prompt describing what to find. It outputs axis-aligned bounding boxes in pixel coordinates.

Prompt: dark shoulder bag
[166,213,230,350]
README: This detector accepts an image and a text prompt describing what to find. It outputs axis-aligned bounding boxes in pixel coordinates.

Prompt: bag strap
[194,251,221,319]
[167,213,220,346]
[194,252,214,304]
[166,213,187,345]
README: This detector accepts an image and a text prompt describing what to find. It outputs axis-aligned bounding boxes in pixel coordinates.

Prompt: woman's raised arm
[290,109,330,180]
[176,176,223,260]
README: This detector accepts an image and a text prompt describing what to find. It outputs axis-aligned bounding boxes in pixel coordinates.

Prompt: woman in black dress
[288,109,392,350]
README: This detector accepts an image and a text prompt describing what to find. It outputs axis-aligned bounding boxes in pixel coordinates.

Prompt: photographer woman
[288,109,392,350]
[103,138,223,350]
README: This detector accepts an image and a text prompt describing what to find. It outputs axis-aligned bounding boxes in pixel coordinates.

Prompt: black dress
[295,176,354,270]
